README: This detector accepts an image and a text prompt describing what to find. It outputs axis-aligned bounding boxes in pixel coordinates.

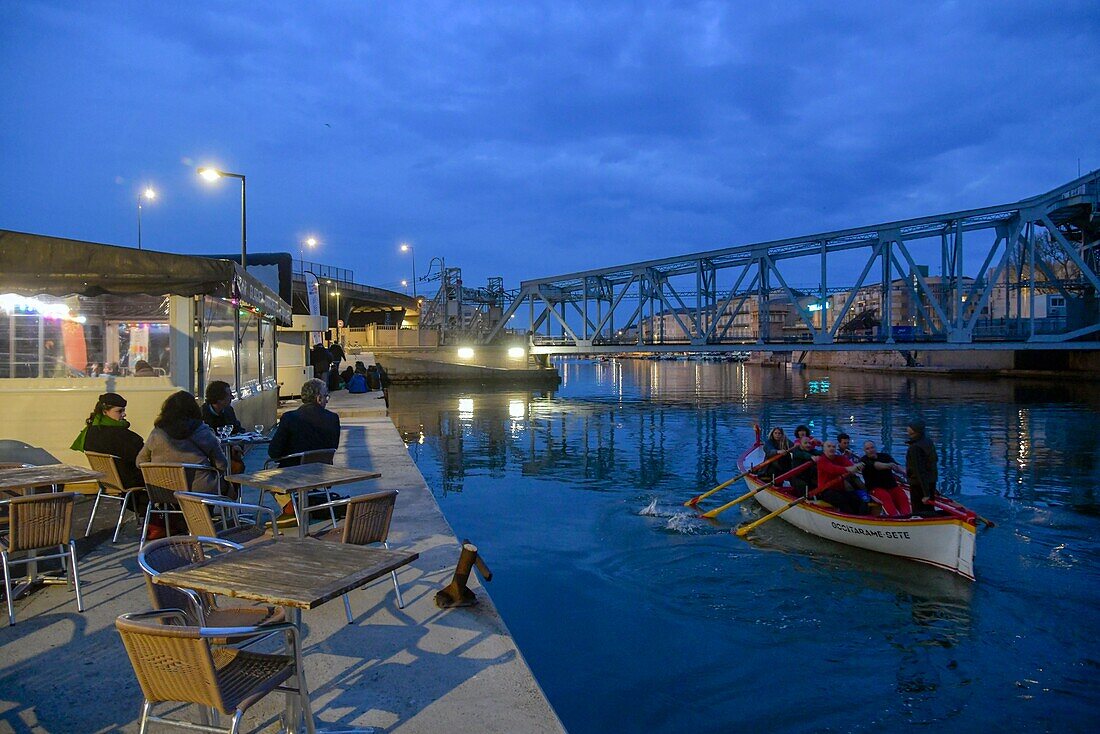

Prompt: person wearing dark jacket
[201,380,243,435]
[71,392,145,490]
[138,391,228,496]
[268,378,340,466]
[310,343,333,381]
[789,434,822,496]
[762,427,793,477]
[905,419,939,513]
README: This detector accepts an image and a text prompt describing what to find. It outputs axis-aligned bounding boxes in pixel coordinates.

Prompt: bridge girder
[483,171,1100,351]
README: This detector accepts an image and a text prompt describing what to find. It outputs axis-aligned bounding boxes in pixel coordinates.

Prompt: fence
[345,325,440,351]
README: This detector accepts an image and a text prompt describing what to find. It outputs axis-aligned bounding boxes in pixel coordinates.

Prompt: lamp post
[330,289,341,340]
[299,236,318,274]
[400,242,417,298]
[136,187,157,250]
[197,166,247,267]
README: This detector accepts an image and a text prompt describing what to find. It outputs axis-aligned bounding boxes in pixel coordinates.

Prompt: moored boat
[738,442,978,580]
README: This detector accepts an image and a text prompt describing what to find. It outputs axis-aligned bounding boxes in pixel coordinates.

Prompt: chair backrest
[85,451,127,493]
[139,463,192,504]
[299,448,336,466]
[174,492,220,537]
[5,492,75,552]
[139,536,216,614]
[115,615,226,712]
[340,490,398,546]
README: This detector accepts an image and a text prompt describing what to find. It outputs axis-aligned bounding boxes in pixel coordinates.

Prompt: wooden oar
[932,497,996,528]
[685,446,796,507]
[734,474,846,537]
[700,460,814,519]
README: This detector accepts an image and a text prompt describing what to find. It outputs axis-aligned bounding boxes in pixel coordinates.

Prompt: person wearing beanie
[905,419,939,513]
[71,392,145,490]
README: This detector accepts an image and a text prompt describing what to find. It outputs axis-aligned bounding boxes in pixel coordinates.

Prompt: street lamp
[400,242,417,298]
[401,279,408,293]
[300,236,318,273]
[136,187,156,250]
[197,166,247,267]
[330,289,341,340]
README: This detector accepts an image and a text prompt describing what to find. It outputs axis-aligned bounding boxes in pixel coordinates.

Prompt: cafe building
[0,229,291,467]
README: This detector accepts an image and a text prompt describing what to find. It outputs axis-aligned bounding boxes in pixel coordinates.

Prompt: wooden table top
[225,463,381,494]
[0,464,102,492]
[153,537,418,610]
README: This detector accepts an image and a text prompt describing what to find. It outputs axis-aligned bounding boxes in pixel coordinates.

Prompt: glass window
[0,293,170,378]
[260,318,276,386]
[202,297,236,391]
[239,308,260,397]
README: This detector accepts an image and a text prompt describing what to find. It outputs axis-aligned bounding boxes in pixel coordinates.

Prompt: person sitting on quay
[139,390,230,498]
[763,426,793,478]
[789,433,822,496]
[905,419,939,515]
[815,439,868,515]
[201,380,243,435]
[268,378,340,467]
[71,392,145,491]
[859,439,911,516]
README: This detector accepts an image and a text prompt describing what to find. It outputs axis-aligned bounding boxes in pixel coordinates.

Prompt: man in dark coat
[268,378,340,466]
[309,343,333,381]
[905,419,939,513]
[201,380,243,435]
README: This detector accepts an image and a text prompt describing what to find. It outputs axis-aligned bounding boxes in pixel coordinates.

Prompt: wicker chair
[138,463,221,549]
[84,451,147,542]
[174,491,279,545]
[138,535,284,633]
[1,492,84,626]
[308,489,404,620]
[115,609,314,734]
[261,448,338,529]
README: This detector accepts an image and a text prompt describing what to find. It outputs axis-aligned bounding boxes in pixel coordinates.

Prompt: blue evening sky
[1,1,1098,293]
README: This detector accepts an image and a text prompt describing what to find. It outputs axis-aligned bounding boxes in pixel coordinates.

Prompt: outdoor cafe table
[225,464,382,538]
[153,537,419,733]
[0,464,103,599]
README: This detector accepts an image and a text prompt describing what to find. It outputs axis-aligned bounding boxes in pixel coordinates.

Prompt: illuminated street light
[136,186,157,250]
[399,242,418,298]
[197,166,247,267]
[457,347,475,360]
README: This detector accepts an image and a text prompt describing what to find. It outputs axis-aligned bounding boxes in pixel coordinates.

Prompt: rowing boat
[738,442,977,580]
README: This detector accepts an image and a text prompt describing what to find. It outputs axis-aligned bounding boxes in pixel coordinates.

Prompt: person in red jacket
[815,440,868,514]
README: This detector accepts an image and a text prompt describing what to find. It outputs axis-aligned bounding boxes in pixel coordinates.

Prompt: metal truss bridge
[485,171,1100,354]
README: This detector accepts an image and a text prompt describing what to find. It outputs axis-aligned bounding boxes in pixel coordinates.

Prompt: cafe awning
[0,229,292,325]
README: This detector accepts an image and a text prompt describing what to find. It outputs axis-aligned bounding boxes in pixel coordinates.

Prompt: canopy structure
[0,230,291,325]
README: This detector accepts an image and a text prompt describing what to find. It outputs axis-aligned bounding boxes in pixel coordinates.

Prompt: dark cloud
[1,0,1097,289]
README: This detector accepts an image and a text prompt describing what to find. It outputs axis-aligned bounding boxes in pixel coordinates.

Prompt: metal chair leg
[139,503,153,550]
[68,540,84,612]
[342,593,353,624]
[85,489,104,536]
[2,552,14,626]
[112,493,130,543]
[138,700,152,734]
[229,711,243,734]
[383,542,405,608]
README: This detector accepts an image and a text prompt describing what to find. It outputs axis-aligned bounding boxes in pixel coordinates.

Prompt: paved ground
[0,390,564,734]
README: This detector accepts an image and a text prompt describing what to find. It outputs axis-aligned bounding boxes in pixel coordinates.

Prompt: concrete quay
[0,390,565,734]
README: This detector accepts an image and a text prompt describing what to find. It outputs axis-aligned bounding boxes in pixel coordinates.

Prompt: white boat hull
[740,446,976,580]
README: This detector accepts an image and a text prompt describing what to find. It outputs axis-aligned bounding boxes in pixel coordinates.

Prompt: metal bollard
[435,540,492,609]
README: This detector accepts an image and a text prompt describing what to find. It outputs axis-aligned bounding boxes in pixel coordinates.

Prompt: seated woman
[762,427,793,477]
[72,392,145,490]
[139,390,229,496]
[859,440,911,516]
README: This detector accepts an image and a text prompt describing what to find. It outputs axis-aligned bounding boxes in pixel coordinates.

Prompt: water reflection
[389,359,1100,734]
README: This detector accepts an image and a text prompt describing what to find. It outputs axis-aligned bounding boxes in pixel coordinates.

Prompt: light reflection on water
[390,359,1100,733]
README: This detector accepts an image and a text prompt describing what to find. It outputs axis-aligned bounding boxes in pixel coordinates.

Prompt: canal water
[388,359,1100,733]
